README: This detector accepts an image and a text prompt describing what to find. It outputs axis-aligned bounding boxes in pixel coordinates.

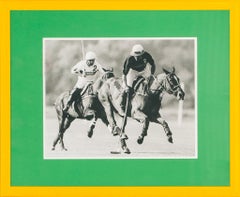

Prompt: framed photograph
[0,0,239,196]
[43,37,197,159]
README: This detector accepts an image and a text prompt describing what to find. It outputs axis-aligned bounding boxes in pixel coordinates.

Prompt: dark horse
[52,71,114,151]
[97,67,185,152]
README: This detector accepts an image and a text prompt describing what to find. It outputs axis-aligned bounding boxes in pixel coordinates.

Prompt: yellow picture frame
[0,0,239,196]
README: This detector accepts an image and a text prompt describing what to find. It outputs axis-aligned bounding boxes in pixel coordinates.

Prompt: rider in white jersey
[63,51,105,112]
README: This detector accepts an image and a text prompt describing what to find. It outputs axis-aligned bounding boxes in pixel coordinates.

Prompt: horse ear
[172,67,175,73]
[163,68,170,74]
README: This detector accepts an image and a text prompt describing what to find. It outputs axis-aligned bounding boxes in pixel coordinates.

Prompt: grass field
[44,106,196,159]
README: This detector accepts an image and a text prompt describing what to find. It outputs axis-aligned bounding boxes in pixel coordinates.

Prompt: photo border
[0,0,239,196]
[43,37,198,160]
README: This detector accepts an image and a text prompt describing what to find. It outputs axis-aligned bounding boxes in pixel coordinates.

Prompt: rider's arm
[123,57,131,75]
[95,61,106,74]
[146,52,156,74]
[122,74,128,87]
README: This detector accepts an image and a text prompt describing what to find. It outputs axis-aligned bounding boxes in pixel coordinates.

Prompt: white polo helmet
[131,44,144,56]
[85,51,96,60]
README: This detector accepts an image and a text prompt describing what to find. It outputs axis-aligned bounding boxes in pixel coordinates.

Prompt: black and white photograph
[43,38,197,159]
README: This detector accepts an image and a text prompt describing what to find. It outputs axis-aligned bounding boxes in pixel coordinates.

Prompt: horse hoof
[51,147,55,151]
[62,148,68,151]
[137,137,144,144]
[112,130,118,136]
[112,126,120,136]
[87,124,95,138]
[137,138,143,144]
[168,136,173,143]
[123,148,131,154]
[121,133,128,140]
[87,130,93,138]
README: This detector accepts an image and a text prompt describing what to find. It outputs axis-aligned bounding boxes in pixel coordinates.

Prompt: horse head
[161,67,185,100]
[155,67,185,100]
[102,67,115,80]
[92,67,115,92]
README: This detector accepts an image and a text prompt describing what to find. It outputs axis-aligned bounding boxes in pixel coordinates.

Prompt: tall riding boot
[63,88,81,113]
[119,88,131,115]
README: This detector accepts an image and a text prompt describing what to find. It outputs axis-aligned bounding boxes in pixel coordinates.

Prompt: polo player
[120,44,156,114]
[63,51,106,113]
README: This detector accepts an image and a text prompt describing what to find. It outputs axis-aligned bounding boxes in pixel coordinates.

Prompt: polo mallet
[120,90,130,153]
[110,90,130,154]
[120,89,130,138]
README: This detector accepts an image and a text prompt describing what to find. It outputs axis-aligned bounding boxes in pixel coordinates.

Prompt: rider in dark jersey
[120,44,156,114]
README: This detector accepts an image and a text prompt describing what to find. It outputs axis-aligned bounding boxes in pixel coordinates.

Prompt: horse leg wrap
[163,122,172,136]
[162,121,173,143]
[87,125,95,138]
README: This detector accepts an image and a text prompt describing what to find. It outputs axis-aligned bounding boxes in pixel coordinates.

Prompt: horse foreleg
[154,117,173,143]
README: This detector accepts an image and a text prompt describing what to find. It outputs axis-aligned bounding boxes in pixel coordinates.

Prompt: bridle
[164,73,181,94]
[148,73,181,95]
[101,70,114,80]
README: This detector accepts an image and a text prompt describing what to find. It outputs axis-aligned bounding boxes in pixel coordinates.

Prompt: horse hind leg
[87,116,97,138]
[137,119,149,144]
[52,116,74,150]
[131,110,149,144]
[52,133,61,150]
[52,110,64,150]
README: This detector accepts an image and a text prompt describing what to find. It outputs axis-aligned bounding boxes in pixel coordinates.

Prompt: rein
[148,75,163,93]
[148,74,181,95]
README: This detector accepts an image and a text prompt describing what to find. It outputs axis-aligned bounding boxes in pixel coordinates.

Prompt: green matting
[11,11,229,186]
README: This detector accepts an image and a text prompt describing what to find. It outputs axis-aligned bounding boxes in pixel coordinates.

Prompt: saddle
[80,83,95,98]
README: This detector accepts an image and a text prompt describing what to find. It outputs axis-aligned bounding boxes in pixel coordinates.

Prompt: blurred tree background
[44,39,195,108]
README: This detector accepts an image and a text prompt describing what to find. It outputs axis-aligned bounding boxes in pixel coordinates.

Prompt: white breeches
[126,64,151,87]
[74,77,94,89]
